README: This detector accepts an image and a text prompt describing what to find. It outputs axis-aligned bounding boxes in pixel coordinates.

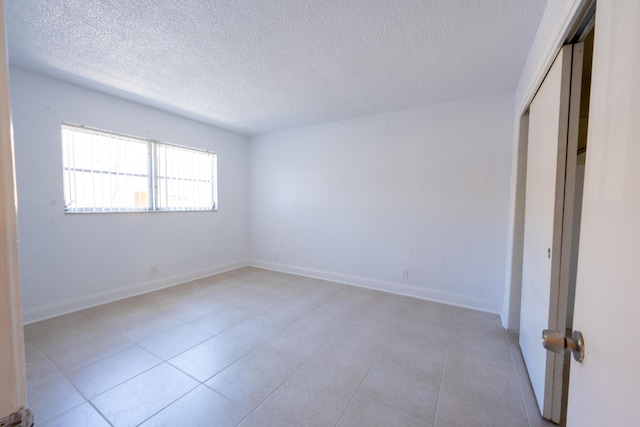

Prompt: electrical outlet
[401,269,409,280]
[150,266,158,275]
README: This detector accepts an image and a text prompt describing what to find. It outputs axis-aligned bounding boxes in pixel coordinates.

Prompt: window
[61,123,217,212]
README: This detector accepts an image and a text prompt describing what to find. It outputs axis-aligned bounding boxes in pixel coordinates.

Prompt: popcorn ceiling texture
[5,0,547,135]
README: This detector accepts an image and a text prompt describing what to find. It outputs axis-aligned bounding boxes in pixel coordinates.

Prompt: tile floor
[24,267,555,427]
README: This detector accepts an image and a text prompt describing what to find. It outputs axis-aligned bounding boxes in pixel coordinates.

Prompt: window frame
[61,123,218,214]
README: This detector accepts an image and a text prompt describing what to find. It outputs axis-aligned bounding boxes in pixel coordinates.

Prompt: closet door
[520,43,583,423]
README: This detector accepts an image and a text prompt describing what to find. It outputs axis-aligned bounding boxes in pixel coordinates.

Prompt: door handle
[542,330,585,362]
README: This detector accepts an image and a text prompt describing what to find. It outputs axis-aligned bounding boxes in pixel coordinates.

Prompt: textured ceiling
[5,0,547,136]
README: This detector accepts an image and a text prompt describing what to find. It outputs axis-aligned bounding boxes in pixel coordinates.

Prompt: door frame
[503,0,595,423]
[0,1,29,422]
[519,42,585,423]
[504,1,595,332]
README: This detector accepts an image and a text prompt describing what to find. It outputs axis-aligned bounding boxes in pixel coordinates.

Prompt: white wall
[9,67,250,323]
[250,92,515,313]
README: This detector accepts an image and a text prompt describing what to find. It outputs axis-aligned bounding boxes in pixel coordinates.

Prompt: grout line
[431,305,455,427]
[35,344,126,427]
[333,301,411,426]
[234,321,338,424]
[236,289,380,424]
[25,346,84,425]
[195,284,349,389]
[133,375,200,427]
[216,285,356,423]
[28,270,470,426]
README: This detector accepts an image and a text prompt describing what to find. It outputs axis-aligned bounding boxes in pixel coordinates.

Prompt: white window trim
[61,123,218,213]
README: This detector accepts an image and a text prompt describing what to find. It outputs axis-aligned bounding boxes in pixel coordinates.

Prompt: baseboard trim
[22,260,249,324]
[249,259,501,314]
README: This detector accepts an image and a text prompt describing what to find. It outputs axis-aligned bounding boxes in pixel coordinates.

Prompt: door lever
[542,330,585,362]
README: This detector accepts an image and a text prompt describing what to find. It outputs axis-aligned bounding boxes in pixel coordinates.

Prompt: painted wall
[249,92,515,313]
[9,67,250,323]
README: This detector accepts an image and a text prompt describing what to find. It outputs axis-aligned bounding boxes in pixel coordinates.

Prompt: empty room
[1,1,639,427]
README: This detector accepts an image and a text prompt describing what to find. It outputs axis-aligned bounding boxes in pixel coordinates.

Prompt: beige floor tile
[45,331,133,373]
[153,296,219,322]
[358,355,441,422]
[343,306,404,339]
[357,292,411,320]
[228,292,289,316]
[117,312,185,342]
[447,325,512,362]
[206,326,326,409]
[435,385,529,427]
[168,335,250,382]
[219,317,284,349]
[441,350,521,404]
[24,342,59,385]
[247,322,386,425]
[67,345,161,399]
[241,269,291,284]
[83,301,158,329]
[39,402,110,427]
[206,354,284,411]
[249,373,351,427]
[23,338,40,361]
[247,334,381,425]
[396,314,452,344]
[320,288,373,315]
[265,279,312,297]
[380,334,448,378]
[258,299,322,326]
[27,372,85,425]
[180,279,238,299]
[189,306,251,334]
[138,323,213,360]
[25,311,95,339]
[450,307,505,335]
[405,299,455,325]
[328,323,390,366]
[23,268,553,427]
[258,285,342,326]
[294,306,353,339]
[91,363,198,426]
[26,312,112,355]
[139,385,249,427]
[338,392,433,427]
[201,281,268,305]
[261,322,330,360]
[236,413,276,427]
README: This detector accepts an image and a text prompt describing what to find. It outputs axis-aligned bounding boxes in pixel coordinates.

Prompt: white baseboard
[249,259,501,314]
[23,258,502,324]
[22,260,249,324]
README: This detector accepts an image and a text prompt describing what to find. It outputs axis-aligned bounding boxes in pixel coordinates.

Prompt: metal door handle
[542,330,585,362]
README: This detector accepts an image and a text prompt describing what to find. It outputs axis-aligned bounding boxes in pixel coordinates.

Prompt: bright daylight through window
[61,124,217,212]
